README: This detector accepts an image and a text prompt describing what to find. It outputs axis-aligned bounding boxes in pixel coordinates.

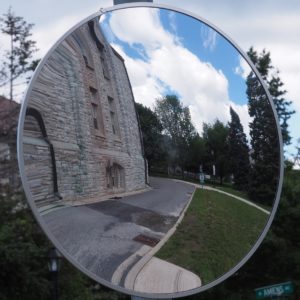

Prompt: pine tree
[246,62,280,205]
[247,47,295,146]
[293,138,300,169]
[268,74,295,146]
[0,7,39,100]
[228,106,250,191]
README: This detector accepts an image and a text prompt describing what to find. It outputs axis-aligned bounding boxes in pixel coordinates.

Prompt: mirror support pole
[114,0,153,4]
[131,297,172,300]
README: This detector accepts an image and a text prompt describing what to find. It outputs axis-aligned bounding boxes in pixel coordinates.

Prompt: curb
[123,186,197,290]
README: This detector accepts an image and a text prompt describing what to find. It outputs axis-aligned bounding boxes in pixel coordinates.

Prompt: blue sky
[161,8,249,106]
[100,7,251,135]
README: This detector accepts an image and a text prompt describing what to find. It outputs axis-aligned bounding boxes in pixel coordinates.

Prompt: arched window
[25,108,61,199]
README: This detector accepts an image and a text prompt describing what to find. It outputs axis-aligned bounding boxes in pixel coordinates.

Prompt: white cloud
[111,43,164,108]
[168,11,177,33]
[157,0,300,156]
[107,8,237,135]
[201,26,217,51]
[109,8,174,52]
[235,55,252,80]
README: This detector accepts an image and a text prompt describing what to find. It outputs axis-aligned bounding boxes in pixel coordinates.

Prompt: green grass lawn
[212,185,272,211]
[155,188,269,285]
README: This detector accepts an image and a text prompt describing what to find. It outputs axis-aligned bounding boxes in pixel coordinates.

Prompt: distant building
[0,96,20,192]
[23,18,147,208]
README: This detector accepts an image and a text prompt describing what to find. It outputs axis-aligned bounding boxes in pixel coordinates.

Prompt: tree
[202,120,230,185]
[228,106,250,191]
[247,47,295,146]
[135,102,166,170]
[0,7,39,100]
[154,95,197,175]
[246,54,280,205]
[293,138,300,169]
[185,133,207,173]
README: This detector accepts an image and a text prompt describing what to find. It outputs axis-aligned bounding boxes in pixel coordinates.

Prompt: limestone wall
[23,18,146,208]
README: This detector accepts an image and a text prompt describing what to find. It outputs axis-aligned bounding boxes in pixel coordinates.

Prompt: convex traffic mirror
[18,3,283,299]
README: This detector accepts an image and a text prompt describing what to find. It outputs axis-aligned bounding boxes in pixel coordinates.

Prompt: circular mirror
[17,3,283,298]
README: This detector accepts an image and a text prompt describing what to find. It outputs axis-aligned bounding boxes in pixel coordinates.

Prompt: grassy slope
[156,188,269,285]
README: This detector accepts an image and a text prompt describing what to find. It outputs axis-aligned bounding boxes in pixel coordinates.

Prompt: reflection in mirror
[21,6,280,296]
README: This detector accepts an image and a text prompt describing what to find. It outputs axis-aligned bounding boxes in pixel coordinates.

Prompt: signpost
[199,172,205,188]
[255,282,294,299]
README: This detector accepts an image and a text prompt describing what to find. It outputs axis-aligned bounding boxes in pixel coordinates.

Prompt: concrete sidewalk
[132,257,201,293]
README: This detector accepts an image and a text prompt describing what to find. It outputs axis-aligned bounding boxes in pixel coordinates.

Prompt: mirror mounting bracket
[114,0,153,5]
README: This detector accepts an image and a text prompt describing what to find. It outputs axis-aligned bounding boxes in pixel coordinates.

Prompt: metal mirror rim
[17,2,284,299]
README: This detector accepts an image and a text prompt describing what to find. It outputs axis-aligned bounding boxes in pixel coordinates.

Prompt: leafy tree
[185,133,206,173]
[202,120,229,185]
[247,49,280,205]
[135,102,166,170]
[228,106,250,190]
[0,7,39,100]
[154,95,197,175]
[0,190,51,300]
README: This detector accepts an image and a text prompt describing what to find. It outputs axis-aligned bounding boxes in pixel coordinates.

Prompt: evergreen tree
[293,138,300,169]
[247,47,295,146]
[268,74,295,146]
[228,106,250,190]
[0,7,39,100]
[246,63,279,205]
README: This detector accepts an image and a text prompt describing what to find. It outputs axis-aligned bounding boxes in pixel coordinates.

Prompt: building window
[87,20,109,79]
[101,53,110,79]
[90,87,97,103]
[90,88,104,134]
[91,103,99,130]
[72,32,94,69]
[108,96,119,137]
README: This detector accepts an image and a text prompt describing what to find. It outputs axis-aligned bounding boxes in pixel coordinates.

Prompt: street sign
[255,282,294,299]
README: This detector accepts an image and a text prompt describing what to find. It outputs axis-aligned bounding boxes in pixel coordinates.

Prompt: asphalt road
[42,177,195,285]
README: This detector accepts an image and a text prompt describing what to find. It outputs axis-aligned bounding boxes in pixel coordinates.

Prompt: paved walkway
[111,182,202,293]
[42,177,200,292]
[173,179,270,215]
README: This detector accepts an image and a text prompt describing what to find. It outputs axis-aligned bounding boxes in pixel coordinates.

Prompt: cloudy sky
[100,7,251,137]
[0,0,299,158]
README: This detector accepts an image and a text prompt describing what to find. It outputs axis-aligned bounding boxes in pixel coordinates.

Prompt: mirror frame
[17,2,284,298]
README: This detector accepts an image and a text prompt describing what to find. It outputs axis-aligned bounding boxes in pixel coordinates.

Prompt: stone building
[0,96,20,192]
[23,18,147,208]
